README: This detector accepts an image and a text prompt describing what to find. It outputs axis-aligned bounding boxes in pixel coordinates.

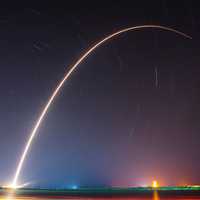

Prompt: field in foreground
[1,187,200,199]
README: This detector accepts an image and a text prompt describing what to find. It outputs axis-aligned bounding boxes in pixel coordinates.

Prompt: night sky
[0,1,200,188]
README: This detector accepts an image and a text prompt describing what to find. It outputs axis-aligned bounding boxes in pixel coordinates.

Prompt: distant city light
[3,181,31,190]
[71,185,78,189]
[152,180,159,188]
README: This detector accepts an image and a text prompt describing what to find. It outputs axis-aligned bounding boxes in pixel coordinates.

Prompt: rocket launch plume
[11,25,191,188]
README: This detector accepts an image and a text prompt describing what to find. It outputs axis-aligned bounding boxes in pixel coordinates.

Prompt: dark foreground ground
[1,187,200,199]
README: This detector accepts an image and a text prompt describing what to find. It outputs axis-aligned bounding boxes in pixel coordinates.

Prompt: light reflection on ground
[1,191,200,200]
[1,196,200,200]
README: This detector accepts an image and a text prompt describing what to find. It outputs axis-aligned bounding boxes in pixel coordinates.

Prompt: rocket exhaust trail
[12,25,192,187]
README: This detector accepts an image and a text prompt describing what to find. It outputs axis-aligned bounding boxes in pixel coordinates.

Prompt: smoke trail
[155,67,159,88]
[12,25,192,187]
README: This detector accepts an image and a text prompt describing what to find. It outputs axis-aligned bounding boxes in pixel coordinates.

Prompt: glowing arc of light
[12,25,192,188]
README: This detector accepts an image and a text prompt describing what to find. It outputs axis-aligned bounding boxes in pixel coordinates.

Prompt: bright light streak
[12,25,192,187]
